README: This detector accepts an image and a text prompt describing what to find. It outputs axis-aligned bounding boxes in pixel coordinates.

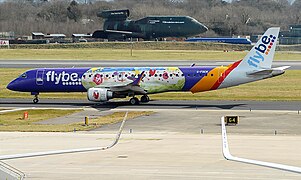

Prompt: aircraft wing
[108,71,147,94]
[105,29,145,38]
[105,29,134,35]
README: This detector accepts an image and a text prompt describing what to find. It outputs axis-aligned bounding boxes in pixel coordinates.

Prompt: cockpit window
[20,73,27,78]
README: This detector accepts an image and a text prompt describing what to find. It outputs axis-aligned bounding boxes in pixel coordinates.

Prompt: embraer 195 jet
[7,28,289,104]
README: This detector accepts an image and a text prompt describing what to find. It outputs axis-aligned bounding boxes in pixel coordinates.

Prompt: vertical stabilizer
[239,27,280,70]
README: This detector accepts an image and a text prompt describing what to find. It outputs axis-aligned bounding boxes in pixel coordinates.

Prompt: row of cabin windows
[84,73,214,78]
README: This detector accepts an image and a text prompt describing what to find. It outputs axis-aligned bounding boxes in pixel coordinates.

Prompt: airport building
[279,25,301,45]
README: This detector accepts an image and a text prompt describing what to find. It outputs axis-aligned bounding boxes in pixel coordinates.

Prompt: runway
[1,98,301,111]
[1,60,301,69]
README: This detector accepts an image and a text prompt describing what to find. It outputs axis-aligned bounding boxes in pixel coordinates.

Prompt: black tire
[33,98,39,104]
[129,97,139,105]
[140,95,150,103]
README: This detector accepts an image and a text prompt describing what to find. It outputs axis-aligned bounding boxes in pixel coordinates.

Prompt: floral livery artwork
[81,67,185,93]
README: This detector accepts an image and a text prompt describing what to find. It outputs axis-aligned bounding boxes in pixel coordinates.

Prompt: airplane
[92,9,208,40]
[7,27,289,105]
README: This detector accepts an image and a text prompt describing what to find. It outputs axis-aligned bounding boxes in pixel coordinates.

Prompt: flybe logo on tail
[248,35,276,68]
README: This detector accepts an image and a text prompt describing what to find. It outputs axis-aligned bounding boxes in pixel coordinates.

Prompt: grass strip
[0,49,300,60]
[0,110,153,132]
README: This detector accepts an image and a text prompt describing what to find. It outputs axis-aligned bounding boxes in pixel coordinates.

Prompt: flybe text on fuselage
[45,71,81,85]
[247,34,276,68]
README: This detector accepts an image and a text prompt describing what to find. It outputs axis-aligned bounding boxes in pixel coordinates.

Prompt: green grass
[0,49,300,60]
[1,68,301,101]
[0,110,152,132]
[152,71,301,101]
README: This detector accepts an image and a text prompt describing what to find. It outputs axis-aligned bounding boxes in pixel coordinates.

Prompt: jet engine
[87,88,113,102]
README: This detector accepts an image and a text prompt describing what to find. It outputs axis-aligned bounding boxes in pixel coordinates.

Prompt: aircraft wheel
[33,98,39,104]
[140,95,150,103]
[129,97,139,105]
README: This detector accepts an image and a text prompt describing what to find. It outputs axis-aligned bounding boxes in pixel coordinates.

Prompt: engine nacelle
[87,88,113,102]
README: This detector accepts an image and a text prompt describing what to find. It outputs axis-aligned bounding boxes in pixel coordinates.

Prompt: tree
[67,0,82,22]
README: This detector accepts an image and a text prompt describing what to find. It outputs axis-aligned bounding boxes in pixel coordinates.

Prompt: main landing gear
[129,95,150,105]
[31,93,39,104]
[140,95,150,103]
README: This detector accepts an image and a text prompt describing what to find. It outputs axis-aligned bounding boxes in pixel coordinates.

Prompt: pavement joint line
[0,107,36,114]
[113,108,301,114]
[0,107,84,111]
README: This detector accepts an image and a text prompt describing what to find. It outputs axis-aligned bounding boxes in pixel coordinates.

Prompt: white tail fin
[239,27,280,70]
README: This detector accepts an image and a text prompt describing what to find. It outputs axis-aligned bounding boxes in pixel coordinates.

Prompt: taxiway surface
[1,98,301,111]
[1,108,301,179]
[1,60,301,69]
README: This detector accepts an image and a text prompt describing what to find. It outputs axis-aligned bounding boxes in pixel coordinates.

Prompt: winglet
[132,71,145,86]
[221,116,301,174]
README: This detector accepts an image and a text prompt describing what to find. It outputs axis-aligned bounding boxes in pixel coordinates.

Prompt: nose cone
[189,17,208,35]
[7,80,18,91]
[197,22,208,34]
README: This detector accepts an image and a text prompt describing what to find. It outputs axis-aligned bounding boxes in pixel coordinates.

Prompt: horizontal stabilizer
[272,66,291,71]
[247,66,290,76]
[247,69,273,76]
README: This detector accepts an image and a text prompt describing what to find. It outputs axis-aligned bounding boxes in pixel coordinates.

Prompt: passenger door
[36,69,44,85]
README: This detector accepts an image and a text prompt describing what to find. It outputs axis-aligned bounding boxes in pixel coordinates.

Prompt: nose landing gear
[31,92,39,104]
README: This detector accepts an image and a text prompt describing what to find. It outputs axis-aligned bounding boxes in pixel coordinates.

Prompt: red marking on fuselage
[210,60,242,90]
[149,69,156,76]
